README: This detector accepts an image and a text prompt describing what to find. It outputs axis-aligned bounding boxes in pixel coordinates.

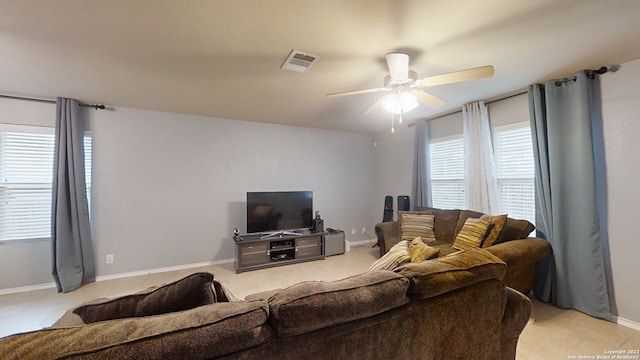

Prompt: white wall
[601,58,640,325]
[372,125,415,221]
[0,104,377,288]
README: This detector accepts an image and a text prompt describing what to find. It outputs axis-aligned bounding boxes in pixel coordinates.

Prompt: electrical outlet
[351,228,356,235]
[106,254,114,264]
[361,227,366,234]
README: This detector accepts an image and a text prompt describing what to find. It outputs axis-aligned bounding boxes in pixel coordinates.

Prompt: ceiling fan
[327,53,494,132]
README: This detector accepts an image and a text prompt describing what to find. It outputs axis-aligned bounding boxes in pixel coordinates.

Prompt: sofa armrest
[374,221,401,257]
[484,238,551,294]
[484,238,551,267]
[500,287,532,360]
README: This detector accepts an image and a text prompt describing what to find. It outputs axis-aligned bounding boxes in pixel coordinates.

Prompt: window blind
[0,129,92,242]
[430,136,466,209]
[0,131,55,241]
[493,124,535,223]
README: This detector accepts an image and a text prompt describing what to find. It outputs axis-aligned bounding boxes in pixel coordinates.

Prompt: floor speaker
[383,195,393,222]
[397,195,410,212]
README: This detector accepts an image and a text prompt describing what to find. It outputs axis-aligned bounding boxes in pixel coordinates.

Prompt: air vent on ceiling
[281,50,319,73]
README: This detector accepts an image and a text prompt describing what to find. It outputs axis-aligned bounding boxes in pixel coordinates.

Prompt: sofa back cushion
[73,272,216,323]
[1,300,272,359]
[268,270,410,337]
[415,207,461,244]
[416,207,535,245]
[394,248,506,300]
[499,218,535,243]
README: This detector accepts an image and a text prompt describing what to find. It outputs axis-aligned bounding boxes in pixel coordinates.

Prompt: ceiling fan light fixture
[382,91,419,114]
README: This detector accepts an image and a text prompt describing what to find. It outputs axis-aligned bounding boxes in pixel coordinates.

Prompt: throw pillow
[480,214,508,247]
[452,217,492,251]
[73,272,217,323]
[399,213,437,244]
[409,236,440,263]
[369,240,410,271]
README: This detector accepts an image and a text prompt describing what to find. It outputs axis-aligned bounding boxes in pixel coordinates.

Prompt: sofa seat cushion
[268,270,410,337]
[434,244,460,257]
[394,248,506,300]
[1,300,273,360]
[73,272,216,324]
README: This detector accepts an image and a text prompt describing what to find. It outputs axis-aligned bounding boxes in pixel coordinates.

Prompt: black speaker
[313,218,324,233]
[397,195,410,212]
[383,195,393,222]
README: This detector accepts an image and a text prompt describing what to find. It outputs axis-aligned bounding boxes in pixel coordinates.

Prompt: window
[493,122,535,224]
[428,122,535,223]
[429,135,465,209]
[0,125,91,242]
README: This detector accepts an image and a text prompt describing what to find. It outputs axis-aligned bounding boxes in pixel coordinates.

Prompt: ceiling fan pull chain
[391,113,395,134]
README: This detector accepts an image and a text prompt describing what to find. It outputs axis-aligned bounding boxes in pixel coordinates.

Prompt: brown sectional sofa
[0,249,531,360]
[374,206,552,294]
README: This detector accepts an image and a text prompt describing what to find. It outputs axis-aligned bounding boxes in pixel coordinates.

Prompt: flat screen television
[246,191,313,235]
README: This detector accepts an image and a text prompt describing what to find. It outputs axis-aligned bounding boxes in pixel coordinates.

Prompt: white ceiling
[2,0,640,134]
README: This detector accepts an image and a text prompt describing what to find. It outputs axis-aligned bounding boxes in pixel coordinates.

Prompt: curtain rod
[418,64,618,124]
[0,94,106,110]
[412,88,528,124]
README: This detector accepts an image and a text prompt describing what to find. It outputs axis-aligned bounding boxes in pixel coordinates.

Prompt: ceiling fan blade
[415,90,447,109]
[420,65,494,87]
[386,53,409,81]
[326,87,387,98]
[363,96,384,116]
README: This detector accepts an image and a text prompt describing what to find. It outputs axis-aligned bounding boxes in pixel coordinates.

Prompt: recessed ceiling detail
[281,50,319,73]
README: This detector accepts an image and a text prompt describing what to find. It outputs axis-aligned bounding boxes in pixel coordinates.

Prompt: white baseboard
[0,258,235,296]
[95,258,234,282]
[0,282,57,296]
[616,316,640,332]
[345,239,376,251]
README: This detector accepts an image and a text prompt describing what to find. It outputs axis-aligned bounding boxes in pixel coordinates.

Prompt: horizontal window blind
[84,136,92,212]
[430,136,466,209]
[0,131,55,241]
[0,129,92,242]
[493,124,535,224]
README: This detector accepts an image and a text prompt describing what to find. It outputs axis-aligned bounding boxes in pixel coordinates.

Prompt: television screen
[246,191,313,234]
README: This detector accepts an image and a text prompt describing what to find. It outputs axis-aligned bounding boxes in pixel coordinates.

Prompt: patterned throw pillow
[399,213,437,244]
[409,236,440,263]
[452,217,491,251]
[480,214,509,247]
[369,240,410,271]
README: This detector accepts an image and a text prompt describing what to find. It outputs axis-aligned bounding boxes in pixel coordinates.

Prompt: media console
[234,231,324,273]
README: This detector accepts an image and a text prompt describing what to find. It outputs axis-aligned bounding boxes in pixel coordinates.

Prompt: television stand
[234,230,324,273]
[260,230,302,239]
